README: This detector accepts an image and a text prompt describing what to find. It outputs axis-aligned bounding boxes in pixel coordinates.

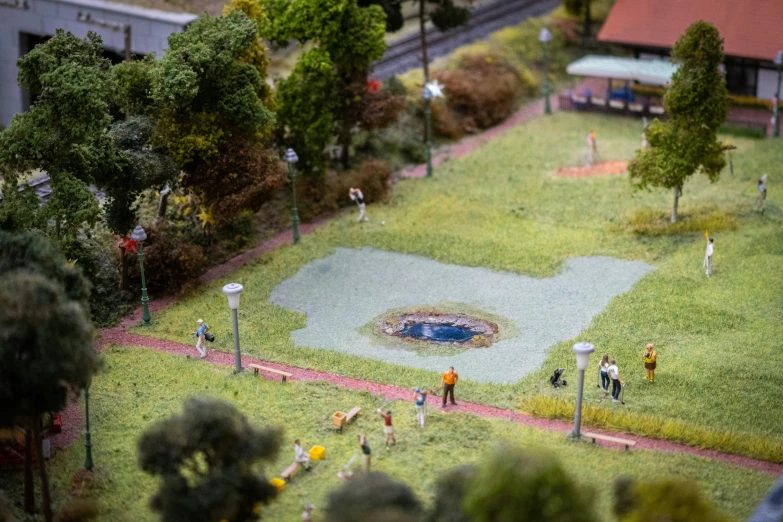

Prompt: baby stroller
[549,368,567,388]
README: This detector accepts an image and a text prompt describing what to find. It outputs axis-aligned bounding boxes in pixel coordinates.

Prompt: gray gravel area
[269,248,652,384]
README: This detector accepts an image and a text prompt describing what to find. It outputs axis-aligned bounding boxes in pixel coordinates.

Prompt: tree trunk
[32,421,53,522]
[119,245,129,291]
[671,185,682,223]
[419,0,431,144]
[583,0,592,40]
[339,120,352,170]
[24,421,34,514]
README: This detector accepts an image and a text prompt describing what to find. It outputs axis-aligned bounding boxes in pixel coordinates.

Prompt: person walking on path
[413,388,428,428]
[607,358,625,403]
[599,354,610,393]
[195,319,209,359]
[349,187,369,223]
[758,175,768,214]
[704,237,714,277]
[377,409,396,449]
[643,343,657,382]
[441,367,458,407]
[359,434,371,472]
[294,439,312,471]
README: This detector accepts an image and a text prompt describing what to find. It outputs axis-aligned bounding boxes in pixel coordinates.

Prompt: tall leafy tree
[137,398,281,522]
[262,0,387,169]
[0,30,114,240]
[628,22,729,223]
[0,231,100,522]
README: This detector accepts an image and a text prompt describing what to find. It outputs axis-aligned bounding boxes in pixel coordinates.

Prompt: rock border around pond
[380,311,499,348]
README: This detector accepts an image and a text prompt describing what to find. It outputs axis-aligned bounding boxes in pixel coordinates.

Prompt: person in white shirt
[607,359,625,403]
[413,388,428,428]
[757,175,767,214]
[349,187,369,223]
[294,439,311,471]
[704,238,714,277]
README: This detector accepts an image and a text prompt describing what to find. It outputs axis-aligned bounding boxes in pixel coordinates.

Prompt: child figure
[349,187,369,223]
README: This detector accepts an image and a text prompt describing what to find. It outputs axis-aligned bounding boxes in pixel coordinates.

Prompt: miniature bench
[333,407,361,433]
[247,363,292,383]
[582,431,636,451]
[281,462,301,481]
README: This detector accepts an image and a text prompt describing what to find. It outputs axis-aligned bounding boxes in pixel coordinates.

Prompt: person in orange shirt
[441,367,459,407]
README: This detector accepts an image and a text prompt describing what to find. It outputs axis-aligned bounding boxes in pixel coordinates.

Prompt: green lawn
[10,347,774,521]
[132,112,783,459]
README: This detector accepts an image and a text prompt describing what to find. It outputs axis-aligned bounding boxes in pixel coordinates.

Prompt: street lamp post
[539,28,553,115]
[284,149,301,245]
[421,85,434,177]
[222,283,245,373]
[130,225,151,326]
[773,50,782,138]
[84,380,93,471]
[569,342,595,440]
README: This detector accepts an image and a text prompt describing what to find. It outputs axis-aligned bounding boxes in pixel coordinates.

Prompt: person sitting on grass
[643,344,657,382]
[294,439,312,471]
[377,409,396,450]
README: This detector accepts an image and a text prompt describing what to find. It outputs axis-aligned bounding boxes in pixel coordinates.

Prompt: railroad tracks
[373,0,559,79]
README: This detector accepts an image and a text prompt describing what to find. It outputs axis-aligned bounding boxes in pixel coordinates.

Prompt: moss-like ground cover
[12,347,775,521]
[133,112,783,459]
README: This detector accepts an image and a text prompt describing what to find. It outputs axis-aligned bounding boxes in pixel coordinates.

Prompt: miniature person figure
[377,409,396,449]
[441,367,458,407]
[758,175,768,214]
[704,238,714,277]
[195,319,209,359]
[599,353,610,393]
[294,439,312,471]
[587,130,598,165]
[414,388,428,428]
[349,187,369,223]
[643,343,657,383]
[302,504,314,521]
[359,434,371,472]
[607,358,625,403]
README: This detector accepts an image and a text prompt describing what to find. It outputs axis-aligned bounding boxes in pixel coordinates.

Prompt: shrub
[431,99,465,140]
[435,54,520,131]
[614,478,731,522]
[127,220,206,295]
[625,206,738,236]
[383,75,407,96]
[522,395,783,462]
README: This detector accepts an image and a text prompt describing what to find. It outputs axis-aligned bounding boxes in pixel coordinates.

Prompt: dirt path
[91,328,783,475]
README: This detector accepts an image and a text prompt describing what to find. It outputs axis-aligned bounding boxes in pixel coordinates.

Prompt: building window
[725,59,757,96]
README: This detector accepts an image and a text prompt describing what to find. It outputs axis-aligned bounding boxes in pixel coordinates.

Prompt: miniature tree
[0,232,100,522]
[561,0,594,40]
[137,398,281,522]
[613,476,730,522]
[628,22,729,223]
[325,472,422,522]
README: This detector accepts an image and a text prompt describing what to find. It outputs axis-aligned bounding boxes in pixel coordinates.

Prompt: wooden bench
[281,462,301,481]
[248,363,293,383]
[335,407,361,433]
[582,432,636,451]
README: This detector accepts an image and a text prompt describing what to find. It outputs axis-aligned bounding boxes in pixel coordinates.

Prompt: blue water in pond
[400,323,476,343]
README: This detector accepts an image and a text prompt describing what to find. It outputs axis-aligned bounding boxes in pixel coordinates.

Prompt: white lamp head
[222,283,244,310]
[130,225,147,242]
[539,28,552,44]
[572,342,595,371]
[284,148,298,163]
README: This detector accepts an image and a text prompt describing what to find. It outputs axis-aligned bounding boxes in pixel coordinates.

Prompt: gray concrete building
[0,0,197,127]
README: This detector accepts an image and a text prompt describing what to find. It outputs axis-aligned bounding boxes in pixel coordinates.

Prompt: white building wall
[757,68,781,100]
[0,0,197,127]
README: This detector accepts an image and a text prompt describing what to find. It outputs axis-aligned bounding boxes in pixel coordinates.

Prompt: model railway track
[373,0,559,79]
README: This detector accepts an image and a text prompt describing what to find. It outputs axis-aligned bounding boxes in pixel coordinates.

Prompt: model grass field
[5,347,771,521]
[132,111,783,465]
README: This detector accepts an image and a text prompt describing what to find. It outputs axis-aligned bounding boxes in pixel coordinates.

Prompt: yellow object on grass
[705,229,709,238]
[270,477,285,493]
[309,445,326,460]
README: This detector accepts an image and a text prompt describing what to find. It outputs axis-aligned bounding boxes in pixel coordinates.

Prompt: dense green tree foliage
[628,22,729,223]
[325,472,422,522]
[561,0,593,39]
[613,477,730,522]
[137,398,281,522]
[0,231,100,522]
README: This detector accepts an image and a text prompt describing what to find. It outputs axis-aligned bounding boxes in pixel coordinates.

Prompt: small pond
[400,323,478,343]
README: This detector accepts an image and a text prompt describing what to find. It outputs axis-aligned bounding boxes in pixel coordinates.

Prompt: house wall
[0,0,196,128]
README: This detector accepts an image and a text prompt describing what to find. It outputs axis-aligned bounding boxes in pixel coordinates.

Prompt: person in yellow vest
[441,367,458,407]
[642,343,657,382]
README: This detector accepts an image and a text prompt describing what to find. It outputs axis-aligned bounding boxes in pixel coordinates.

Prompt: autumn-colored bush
[128,220,206,295]
[435,54,520,131]
[430,99,465,140]
[359,90,406,131]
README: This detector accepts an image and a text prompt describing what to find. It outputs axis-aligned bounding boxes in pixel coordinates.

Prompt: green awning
[566,55,678,86]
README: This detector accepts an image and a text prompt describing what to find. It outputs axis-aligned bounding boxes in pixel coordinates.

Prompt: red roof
[598,0,783,62]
